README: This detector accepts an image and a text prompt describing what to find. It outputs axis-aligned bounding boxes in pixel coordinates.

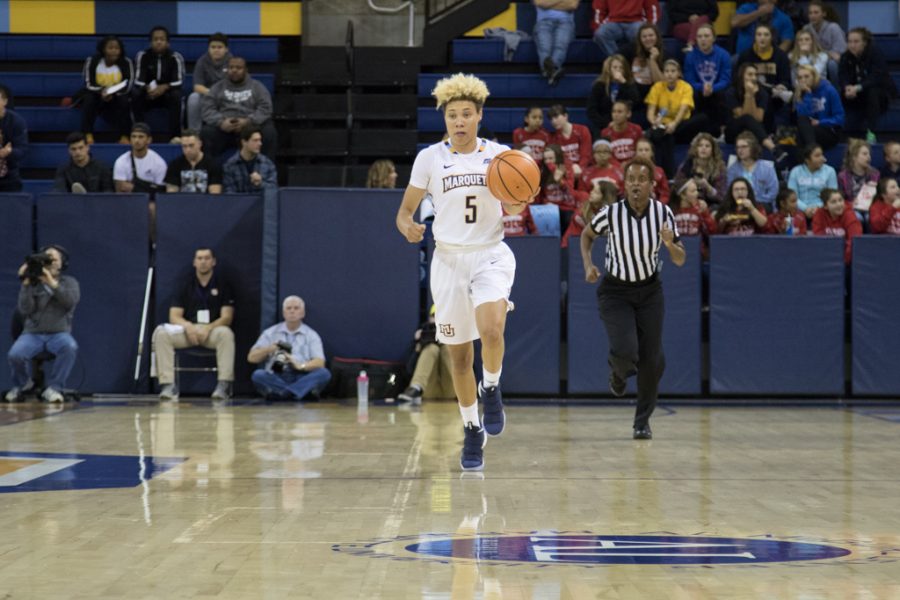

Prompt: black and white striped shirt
[590,199,680,283]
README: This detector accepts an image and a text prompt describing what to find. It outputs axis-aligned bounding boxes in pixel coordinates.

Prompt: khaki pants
[152,325,235,384]
[410,343,455,400]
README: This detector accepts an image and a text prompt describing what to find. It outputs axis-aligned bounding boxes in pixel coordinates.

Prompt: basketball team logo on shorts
[439,323,455,338]
[334,532,899,567]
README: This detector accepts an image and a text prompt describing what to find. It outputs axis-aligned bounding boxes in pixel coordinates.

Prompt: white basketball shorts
[430,242,516,345]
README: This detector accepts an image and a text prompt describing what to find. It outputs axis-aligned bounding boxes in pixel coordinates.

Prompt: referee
[580,156,686,439]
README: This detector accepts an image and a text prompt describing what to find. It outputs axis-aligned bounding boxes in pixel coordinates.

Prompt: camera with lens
[271,341,294,373]
[20,253,53,285]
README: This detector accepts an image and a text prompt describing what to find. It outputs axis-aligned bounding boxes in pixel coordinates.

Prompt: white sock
[482,368,501,388]
[460,402,480,429]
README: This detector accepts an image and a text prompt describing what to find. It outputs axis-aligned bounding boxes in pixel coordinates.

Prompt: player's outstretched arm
[397,185,427,243]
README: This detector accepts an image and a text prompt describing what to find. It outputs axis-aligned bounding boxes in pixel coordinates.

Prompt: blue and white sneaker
[479,383,505,436]
[460,422,486,471]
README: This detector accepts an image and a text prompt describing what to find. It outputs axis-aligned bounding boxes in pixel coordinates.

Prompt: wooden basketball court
[0,398,897,598]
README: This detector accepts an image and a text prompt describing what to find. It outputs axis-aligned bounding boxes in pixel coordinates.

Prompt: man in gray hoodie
[200,56,277,159]
[187,32,232,131]
[6,246,80,403]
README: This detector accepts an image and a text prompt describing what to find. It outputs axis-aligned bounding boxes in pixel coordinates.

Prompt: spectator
[502,203,537,237]
[533,0,579,86]
[5,246,79,403]
[672,178,717,258]
[113,122,167,195]
[682,24,731,133]
[223,124,278,193]
[880,140,900,186]
[601,100,644,164]
[52,132,114,193]
[837,138,880,211]
[765,187,807,234]
[869,177,900,235]
[646,59,713,178]
[366,159,398,188]
[788,143,837,217]
[201,57,277,159]
[586,54,641,134]
[247,295,331,402]
[736,24,793,128]
[731,0,795,55]
[634,137,670,203]
[839,27,898,143]
[187,33,231,131]
[512,106,551,163]
[548,104,592,179]
[80,35,133,144]
[673,132,727,208]
[812,188,861,263]
[152,247,235,401]
[0,85,28,193]
[591,0,660,58]
[789,29,829,84]
[626,23,666,105]
[724,63,777,152]
[804,0,845,84]
[562,179,618,247]
[133,26,185,143]
[715,177,769,235]
[164,130,223,194]
[726,131,779,210]
[398,305,453,403]
[536,143,587,230]
[667,0,718,52]
[581,139,624,193]
[793,64,843,151]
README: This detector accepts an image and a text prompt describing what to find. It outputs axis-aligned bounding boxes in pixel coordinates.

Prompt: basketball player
[396,73,534,471]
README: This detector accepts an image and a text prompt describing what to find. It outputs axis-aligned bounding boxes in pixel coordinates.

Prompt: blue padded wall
[278,188,419,363]
[852,237,900,396]
[710,237,845,395]
[36,194,149,393]
[0,195,34,393]
[155,194,263,395]
[567,236,702,395]
[503,236,560,395]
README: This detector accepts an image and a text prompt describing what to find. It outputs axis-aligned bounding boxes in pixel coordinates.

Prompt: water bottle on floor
[357,370,369,424]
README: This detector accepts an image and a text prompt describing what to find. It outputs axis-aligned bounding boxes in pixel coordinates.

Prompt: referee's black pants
[597,276,665,429]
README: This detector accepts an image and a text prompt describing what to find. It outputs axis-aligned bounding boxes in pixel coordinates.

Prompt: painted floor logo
[0,451,184,493]
[334,533,869,567]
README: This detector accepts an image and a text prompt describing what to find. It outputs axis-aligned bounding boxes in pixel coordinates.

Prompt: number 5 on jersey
[465,195,477,224]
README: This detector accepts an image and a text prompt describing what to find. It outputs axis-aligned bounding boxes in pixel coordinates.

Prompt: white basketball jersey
[409,138,510,246]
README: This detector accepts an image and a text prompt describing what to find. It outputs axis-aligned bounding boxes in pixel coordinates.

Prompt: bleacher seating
[1,73,274,98]
[0,35,278,63]
[21,143,182,170]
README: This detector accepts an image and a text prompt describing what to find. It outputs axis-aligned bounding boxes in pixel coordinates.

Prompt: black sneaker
[479,383,505,436]
[460,422,486,471]
[633,425,653,440]
[609,372,626,397]
[398,385,423,404]
[548,67,565,87]
[541,58,555,79]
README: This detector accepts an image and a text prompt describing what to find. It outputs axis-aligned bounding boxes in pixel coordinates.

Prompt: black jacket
[53,157,114,193]
[134,47,185,89]
[839,44,898,98]
[667,0,719,25]
[83,54,134,95]
[586,81,641,134]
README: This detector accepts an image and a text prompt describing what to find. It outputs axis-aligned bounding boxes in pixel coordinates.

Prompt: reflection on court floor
[0,398,898,599]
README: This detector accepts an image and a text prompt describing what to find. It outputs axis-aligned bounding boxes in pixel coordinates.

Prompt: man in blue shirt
[533,0,579,86]
[223,124,277,193]
[730,0,795,54]
[683,24,731,133]
[248,295,331,401]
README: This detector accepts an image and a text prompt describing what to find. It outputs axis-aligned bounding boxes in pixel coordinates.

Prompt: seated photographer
[247,295,331,401]
[151,247,234,401]
[5,246,80,403]
[398,304,454,404]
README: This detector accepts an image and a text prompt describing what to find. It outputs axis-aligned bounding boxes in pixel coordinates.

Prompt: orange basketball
[486,149,540,204]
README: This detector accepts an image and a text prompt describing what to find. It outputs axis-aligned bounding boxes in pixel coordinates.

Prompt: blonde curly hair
[432,73,490,110]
